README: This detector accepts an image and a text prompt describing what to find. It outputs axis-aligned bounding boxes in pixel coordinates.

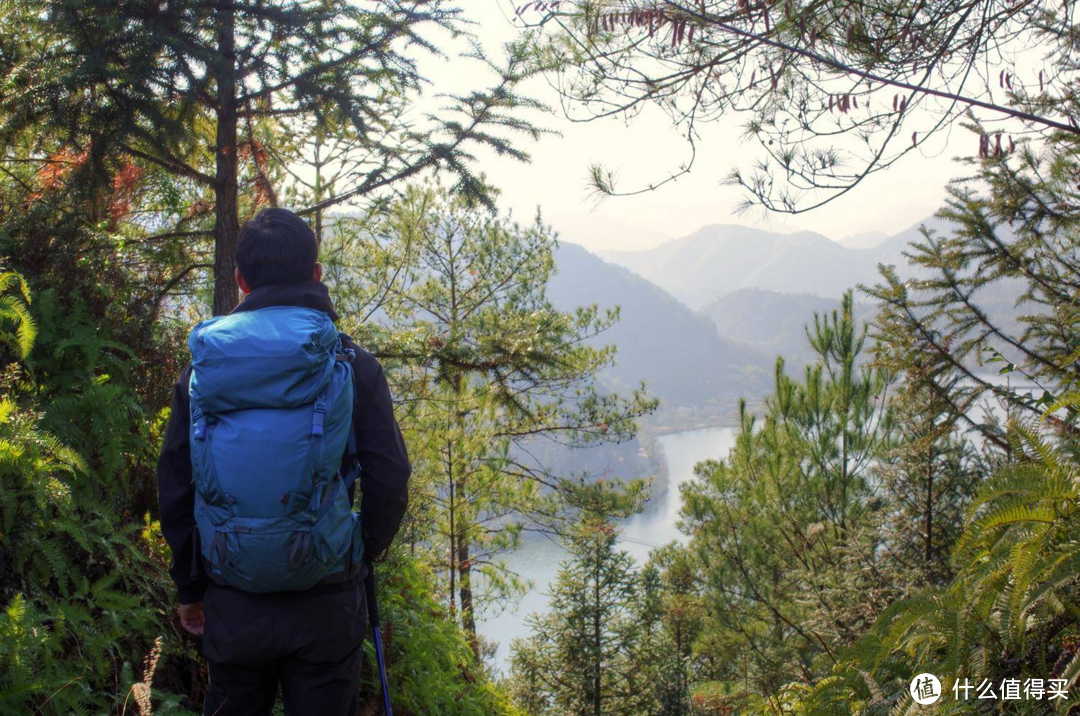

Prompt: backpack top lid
[188,306,340,414]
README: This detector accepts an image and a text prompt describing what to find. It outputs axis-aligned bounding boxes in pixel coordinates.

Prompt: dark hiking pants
[201,576,367,716]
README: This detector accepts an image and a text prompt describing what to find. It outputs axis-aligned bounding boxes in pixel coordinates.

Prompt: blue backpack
[187,306,362,593]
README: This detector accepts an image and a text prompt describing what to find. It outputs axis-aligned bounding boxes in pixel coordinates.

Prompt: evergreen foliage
[0,271,34,359]
[520,0,1080,215]
[1,0,547,313]
[0,259,531,714]
[510,514,652,716]
[369,553,525,716]
[676,293,895,697]
[0,4,637,712]
[756,76,1080,713]
[8,3,1080,713]
[593,66,1080,711]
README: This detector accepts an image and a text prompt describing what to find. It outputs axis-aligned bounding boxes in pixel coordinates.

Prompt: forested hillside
[550,244,770,418]
[702,289,873,369]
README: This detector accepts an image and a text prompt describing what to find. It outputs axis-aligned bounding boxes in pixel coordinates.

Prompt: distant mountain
[703,289,875,368]
[601,217,951,308]
[838,231,890,250]
[548,243,770,414]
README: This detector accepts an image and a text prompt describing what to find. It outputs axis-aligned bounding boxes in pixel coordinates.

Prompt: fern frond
[0,271,31,304]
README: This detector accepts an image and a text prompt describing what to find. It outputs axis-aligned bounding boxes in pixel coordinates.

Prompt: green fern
[0,270,36,359]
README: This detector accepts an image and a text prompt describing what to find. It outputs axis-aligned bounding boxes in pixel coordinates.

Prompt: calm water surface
[478,425,737,671]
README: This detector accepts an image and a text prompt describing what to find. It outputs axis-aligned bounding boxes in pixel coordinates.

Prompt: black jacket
[156,281,411,604]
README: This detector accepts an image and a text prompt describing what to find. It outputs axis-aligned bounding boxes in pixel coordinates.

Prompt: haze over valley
[547,215,944,426]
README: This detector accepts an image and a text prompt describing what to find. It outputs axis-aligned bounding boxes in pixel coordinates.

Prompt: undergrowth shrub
[0,268,189,715]
[371,553,524,716]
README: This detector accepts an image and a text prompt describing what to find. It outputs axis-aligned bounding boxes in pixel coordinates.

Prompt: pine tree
[519,1,1080,215]
[1,0,544,314]
[746,35,1080,709]
[510,513,645,716]
[634,548,703,716]
[873,357,981,587]
[679,292,894,697]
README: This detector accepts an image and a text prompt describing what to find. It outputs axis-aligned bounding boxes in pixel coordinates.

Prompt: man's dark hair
[235,208,318,289]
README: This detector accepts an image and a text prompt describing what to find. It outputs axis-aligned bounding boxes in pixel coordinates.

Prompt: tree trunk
[924,446,934,573]
[458,537,478,655]
[212,2,240,316]
[312,138,324,244]
[448,440,457,616]
[593,560,602,716]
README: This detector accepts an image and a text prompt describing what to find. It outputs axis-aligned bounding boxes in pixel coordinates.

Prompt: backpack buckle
[311,397,328,437]
[192,406,206,440]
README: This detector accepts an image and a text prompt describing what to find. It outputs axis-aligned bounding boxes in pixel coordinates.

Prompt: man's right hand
[178,602,205,636]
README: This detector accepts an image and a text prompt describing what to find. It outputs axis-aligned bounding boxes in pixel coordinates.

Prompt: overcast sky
[424,1,973,253]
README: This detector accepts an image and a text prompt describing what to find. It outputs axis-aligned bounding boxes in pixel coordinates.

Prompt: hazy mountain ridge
[600,216,951,308]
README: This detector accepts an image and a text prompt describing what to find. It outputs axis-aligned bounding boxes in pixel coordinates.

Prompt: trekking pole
[363,561,393,716]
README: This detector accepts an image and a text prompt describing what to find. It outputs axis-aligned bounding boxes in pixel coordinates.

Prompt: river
[477,425,738,672]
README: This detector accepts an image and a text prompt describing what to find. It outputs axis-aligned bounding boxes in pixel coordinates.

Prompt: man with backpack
[157,208,411,715]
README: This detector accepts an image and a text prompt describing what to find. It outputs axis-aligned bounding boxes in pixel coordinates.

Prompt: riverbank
[644,398,764,437]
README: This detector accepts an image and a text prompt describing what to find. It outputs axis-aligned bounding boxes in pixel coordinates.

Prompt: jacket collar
[231,280,340,322]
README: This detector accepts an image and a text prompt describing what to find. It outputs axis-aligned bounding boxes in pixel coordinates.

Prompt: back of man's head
[235,208,318,289]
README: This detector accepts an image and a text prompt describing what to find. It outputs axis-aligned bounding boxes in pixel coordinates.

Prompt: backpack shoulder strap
[337,331,361,483]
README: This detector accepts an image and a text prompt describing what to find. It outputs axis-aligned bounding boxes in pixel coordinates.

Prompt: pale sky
[424,1,978,253]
